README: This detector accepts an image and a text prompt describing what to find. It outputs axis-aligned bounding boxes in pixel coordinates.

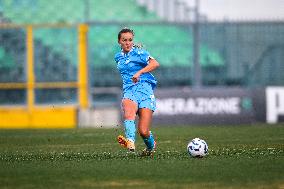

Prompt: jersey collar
[121,47,134,57]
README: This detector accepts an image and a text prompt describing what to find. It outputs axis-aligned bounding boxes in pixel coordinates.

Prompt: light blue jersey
[114,47,157,91]
[114,47,157,111]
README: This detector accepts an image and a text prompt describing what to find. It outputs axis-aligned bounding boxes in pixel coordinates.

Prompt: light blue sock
[124,120,136,142]
[143,131,155,150]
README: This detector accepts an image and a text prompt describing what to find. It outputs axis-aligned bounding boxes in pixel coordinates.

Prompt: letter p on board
[266,87,284,124]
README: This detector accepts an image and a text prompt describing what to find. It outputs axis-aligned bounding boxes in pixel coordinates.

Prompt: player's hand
[132,72,141,83]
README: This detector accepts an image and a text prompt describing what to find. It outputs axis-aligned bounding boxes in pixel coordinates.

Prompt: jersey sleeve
[138,49,153,65]
[114,52,122,63]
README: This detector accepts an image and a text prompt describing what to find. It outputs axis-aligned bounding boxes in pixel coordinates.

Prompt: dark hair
[118,28,134,40]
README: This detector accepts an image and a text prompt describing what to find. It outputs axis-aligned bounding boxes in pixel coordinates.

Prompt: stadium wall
[0,86,283,128]
[153,87,265,125]
[152,86,284,125]
[82,86,283,127]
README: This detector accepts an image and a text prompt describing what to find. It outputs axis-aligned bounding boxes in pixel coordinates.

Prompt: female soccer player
[114,28,160,155]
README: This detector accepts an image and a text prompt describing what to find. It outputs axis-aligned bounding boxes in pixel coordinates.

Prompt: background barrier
[0,24,89,128]
[153,87,266,125]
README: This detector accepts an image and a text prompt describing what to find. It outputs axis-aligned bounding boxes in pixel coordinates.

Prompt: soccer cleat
[117,135,135,152]
[141,141,156,157]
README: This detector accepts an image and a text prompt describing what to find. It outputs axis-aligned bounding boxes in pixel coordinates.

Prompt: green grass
[0,125,283,189]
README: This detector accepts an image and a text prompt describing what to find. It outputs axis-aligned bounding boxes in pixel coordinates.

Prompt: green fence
[200,22,284,86]
[0,0,283,88]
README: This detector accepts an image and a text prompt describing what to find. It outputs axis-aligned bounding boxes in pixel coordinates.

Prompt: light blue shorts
[123,82,156,112]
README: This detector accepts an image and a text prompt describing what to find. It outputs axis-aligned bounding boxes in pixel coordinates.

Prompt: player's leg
[118,98,138,151]
[136,82,157,153]
[137,108,156,151]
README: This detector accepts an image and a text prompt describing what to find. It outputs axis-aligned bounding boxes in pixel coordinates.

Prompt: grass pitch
[0,125,283,189]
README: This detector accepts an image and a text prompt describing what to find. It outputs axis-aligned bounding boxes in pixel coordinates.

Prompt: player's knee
[123,111,136,120]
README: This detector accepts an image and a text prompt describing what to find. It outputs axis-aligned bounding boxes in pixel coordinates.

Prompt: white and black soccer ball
[187,138,209,158]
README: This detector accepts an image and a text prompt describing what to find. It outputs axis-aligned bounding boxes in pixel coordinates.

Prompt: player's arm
[132,58,159,83]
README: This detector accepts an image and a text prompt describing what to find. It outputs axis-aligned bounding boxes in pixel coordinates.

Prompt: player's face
[118,32,134,53]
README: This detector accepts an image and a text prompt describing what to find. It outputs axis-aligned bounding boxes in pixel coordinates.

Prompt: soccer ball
[187,138,209,158]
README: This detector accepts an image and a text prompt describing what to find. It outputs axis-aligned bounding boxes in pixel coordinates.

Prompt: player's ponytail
[133,43,143,49]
